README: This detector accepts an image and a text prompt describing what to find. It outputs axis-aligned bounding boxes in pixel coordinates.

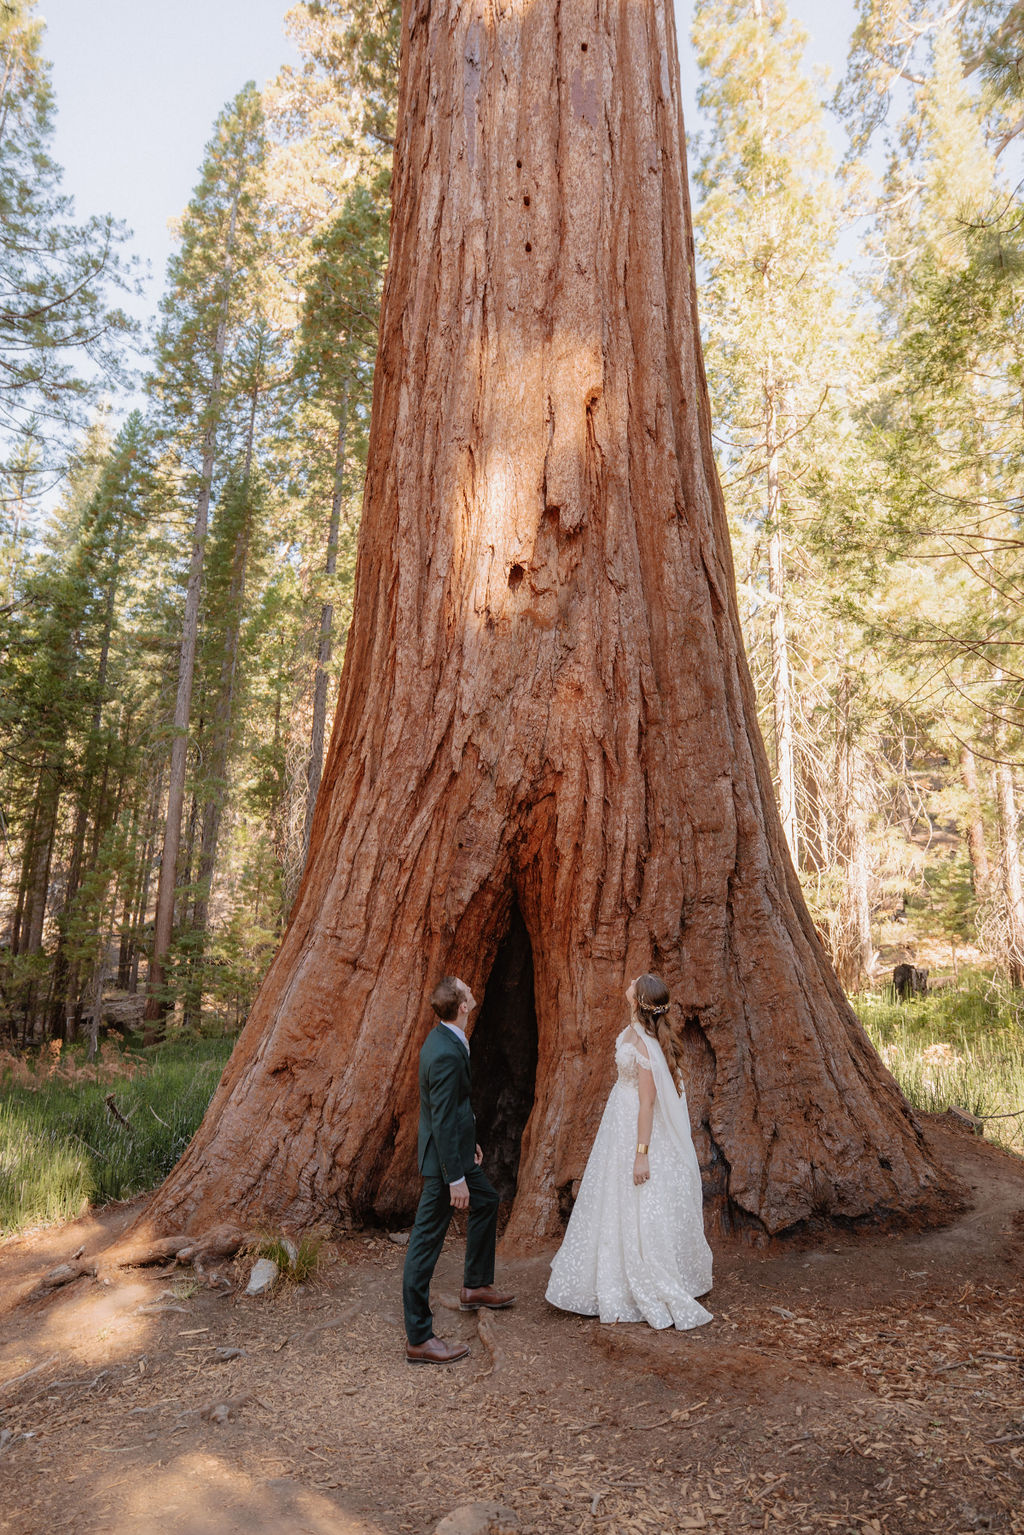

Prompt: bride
[546,973,713,1330]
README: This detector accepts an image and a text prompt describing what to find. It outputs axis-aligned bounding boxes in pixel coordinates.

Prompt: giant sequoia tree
[142,0,947,1248]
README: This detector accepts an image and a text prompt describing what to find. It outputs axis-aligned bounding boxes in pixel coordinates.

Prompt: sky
[39,0,859,320]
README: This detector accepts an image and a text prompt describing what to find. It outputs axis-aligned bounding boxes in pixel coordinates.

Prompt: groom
[402,975,515,1363]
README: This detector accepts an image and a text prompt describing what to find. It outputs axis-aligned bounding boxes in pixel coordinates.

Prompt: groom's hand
[450,1178,470,1210]
[474,1144,483,1166]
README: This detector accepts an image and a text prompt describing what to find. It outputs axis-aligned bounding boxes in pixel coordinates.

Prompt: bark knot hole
[471,901,538,1204]
[508,563,525,591]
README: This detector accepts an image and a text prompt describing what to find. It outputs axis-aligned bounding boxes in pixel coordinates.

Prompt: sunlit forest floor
[0,1119,1022,1535]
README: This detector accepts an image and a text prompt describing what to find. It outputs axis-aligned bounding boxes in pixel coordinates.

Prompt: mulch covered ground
[1,1117,1022,1535]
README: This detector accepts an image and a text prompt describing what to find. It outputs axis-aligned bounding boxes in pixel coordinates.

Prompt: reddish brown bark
[140,0,948,1248]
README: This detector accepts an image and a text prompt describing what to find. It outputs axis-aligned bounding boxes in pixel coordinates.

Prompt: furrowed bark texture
[143,0,946,1247]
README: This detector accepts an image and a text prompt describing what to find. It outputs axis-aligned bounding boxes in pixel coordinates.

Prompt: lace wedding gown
[546,1024,713,1330]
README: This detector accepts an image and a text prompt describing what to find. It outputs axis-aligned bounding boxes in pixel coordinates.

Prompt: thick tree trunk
[140,0,946,1247]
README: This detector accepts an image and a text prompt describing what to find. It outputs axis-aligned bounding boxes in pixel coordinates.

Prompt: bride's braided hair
[633,972,684,1086]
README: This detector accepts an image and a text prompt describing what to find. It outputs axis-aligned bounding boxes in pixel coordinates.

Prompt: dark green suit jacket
[417,1023,476,1183]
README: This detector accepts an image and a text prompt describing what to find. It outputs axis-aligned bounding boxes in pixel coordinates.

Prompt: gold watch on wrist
[636,1142,649,1156]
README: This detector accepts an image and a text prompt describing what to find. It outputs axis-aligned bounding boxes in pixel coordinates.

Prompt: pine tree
[0,1,134,483]
[143,85,268,1031]
[690,0,880,984]
[261,8,399,897]
[183,322,282,1026]
[834,0,1024,982]
[0,419,139,1035]
[45,412,158,1038]
[294,184,387,860]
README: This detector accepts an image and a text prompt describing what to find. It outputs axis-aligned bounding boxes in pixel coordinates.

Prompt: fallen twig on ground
[0,1356,58,1395]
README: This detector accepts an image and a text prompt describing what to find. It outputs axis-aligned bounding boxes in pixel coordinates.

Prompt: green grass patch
[245,1231,324,1284]
[0,1035,234,1237]
[855,974,1024,1158]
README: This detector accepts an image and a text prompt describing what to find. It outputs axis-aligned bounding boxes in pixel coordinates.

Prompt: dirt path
[1,1118,1022,1535]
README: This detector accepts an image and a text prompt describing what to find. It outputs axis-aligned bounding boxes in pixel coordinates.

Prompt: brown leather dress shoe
[405,1336,470,1365]
[459,1284,516,1311]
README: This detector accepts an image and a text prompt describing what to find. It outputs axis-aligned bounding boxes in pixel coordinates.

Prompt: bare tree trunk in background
[995,761,1024,987]
[18,768,60,1039]
[10,787,39,956]
[798,752,829,876]
[144,202,240,1038]
[989,645,1024,988]
[752,0,797,868]
[19,769,59,961]
[767,437,797,865]
[959,743,990,898]
[51,512,129,1036]
[116,788,144,991]
[895,728,916,841]
[136,0,947,1249]
[304,390,349,867]
[186,380,262,1029]
[834,675,873,993]
[129,766,164,997]
[87,959,107,1062]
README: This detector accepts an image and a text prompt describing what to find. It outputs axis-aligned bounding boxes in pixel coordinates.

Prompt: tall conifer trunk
[144,201,240,1035]
[187,378,263,1026]
[140,0,946,1247]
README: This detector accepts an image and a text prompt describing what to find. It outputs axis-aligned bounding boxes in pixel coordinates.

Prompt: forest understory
[0,1120,1022,1535]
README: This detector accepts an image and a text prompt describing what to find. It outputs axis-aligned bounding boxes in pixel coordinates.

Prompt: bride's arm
[633,1061,656,1185]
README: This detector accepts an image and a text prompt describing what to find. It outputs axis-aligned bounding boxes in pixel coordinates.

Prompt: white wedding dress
[546,1023,713,1330]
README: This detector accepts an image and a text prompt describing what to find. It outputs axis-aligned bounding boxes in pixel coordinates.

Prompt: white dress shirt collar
[440,1020,470,1054]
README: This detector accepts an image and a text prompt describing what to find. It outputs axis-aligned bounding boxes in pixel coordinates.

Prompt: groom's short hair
[431,976,462,1022]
